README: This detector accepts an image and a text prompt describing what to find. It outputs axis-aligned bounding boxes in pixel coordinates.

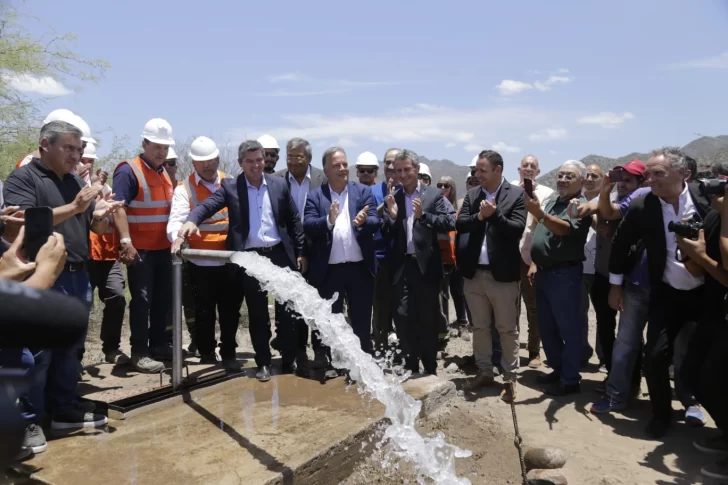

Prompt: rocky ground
[80,297,721,485]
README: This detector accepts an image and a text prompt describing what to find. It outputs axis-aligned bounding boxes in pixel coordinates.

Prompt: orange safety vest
[438,231,456,265]
[181,172,229,250]
[89,214,119,261]
[16,150,39,169]
[117,156,173,251]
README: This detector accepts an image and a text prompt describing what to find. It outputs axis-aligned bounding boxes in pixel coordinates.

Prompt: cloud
[496,80,534,96]
[254,89,350,97]
[557,68,569,74]
[444,142,457,148]
[577,111,635,128]
[3,73,72,96]
[269,72,309,83]
[232,104,559,152]
[492,141,521,153]
[337,137,358,147]
[665,52,728,70]
[496,73,573,96]
[528,128,569,142]
[549,149,559,155]
[463,144,482,153]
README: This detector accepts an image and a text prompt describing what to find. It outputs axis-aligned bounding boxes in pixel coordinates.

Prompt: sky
[11,0,728,181]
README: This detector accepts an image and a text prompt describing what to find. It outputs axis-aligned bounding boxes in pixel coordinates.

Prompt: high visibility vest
[438,231,456,265]
[181,172,229,251]
[16,151,39,169]
[89,215,119,261]
[117,156,173,251]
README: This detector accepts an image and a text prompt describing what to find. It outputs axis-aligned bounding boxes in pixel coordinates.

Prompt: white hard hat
[141,118,175,146]
[43,109,75,125]
[82,143,97,160]
[189,136,219,162]
[419,162,432,178]
[356,151,379,167]
[257,134,279,150]
[166,147,178,160]
[469,154,478,168]
[73,115,97,144]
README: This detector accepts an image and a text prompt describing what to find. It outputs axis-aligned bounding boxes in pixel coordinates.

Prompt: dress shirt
[288,167,311,215]
[478,178,504,265]
[326,185,363,264]
[245,176,281,249]
[167,172,224,266]
[403,185,420,254]
[511,180,554,265]
[582,193,598,275]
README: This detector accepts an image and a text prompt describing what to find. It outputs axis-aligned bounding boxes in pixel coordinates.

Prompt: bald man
[511,155,554,368]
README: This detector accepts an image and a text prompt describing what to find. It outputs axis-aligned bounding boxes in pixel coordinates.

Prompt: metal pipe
[171,253,183,391]
[178,249,235,262]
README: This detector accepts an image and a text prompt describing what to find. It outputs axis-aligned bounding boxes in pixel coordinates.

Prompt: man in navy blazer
[304,147,379,365]
[176,140,306,383]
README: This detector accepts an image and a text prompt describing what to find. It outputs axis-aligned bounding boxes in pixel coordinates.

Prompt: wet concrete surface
[28,374,453,485]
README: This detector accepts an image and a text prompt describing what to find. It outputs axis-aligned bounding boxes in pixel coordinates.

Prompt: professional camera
[698,179,727,197]
[668,220,703,239]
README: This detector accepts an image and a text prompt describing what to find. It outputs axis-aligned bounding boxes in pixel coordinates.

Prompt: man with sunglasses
[163,148,178,182]
[355,152,379,186]
[418,163,432,186]
[258,135,281,174]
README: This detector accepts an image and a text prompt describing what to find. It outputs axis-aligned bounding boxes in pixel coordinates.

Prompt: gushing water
[230,251,472,485]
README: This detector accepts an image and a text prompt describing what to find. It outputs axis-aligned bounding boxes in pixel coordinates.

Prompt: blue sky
[14,0,728,180]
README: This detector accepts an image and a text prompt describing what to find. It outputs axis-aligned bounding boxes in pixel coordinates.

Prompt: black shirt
[531,194,592,269]
[3,158,95,263]
[701,209,726,320]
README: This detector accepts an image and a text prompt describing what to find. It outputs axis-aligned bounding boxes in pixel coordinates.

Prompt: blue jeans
[48,268,92,411]
[0,349,50,423]
[535,264,583,386]
[127,249,172,355]
[607,282,649,402]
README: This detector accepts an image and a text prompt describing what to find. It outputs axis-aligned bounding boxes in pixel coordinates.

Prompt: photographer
[608,147,711,438]
[675,170,728,481]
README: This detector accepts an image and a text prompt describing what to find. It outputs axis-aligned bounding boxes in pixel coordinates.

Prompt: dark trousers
[392,258,441,374]
[682,320,728,437]
[372,257,393,351]
[49,268,92,411]
[166,261,197,346]
[189,263,242,360]
[88,260,127,354]
[237,246,297,367]
[127,249,172,356]
[591,273,618,371]
[442,266,468,323]
[317,262,374,354]
[0,348,50,424]
[645,283,702,422]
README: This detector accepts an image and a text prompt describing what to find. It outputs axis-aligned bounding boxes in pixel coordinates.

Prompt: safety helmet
[257,134,280,150]
[141,118,175,145]
[189,136,220,162]
[356,151,379,167]
[82,143,97,160]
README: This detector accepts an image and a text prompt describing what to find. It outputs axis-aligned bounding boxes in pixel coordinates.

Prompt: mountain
[538,135,728,189]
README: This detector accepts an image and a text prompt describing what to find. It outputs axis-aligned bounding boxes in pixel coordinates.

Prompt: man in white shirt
[303,147,379,371]
[511,154,554,368]
[168,136,241,374]
[579,164,603,366]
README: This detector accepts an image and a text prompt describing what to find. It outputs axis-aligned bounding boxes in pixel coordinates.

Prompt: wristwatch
[119,237,132,245]
[537,214,546,224]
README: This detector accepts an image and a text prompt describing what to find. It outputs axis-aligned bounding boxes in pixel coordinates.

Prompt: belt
[476,264,491,271]
[247,244,279,253]
[64,262,86,272]
[537,261,581,271]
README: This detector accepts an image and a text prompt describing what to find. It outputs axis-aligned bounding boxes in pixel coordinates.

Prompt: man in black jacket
[456,150,526,401]
[608,147,711,438]
[384,149,455,375]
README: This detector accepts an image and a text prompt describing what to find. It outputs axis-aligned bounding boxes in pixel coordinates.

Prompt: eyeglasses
[265,151,279,158]
[286,154,307,161]
[418,174,431,180]
[436,183,451,189]
[557,173,577,180]
[357,167,376,174]
[164,160,177,167]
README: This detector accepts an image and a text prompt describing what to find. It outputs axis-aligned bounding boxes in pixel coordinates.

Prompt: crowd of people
[0,110,726,480]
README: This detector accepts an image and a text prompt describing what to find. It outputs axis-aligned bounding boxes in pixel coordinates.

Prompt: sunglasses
[357,167,376,174]
[164,160,177,167]
[265,151,279,158]
[436,183,451,189]
[557,173,577,180]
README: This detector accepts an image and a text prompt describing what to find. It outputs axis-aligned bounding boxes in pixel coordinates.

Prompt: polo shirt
[530,194,592,269]
[3,158,95,263]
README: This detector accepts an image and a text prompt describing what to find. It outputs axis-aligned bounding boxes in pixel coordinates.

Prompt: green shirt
[530,194,592,269]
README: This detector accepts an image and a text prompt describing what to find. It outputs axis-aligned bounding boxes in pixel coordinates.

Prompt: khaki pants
[464,269,520,382]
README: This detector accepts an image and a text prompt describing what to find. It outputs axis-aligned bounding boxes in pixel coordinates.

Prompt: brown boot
[528,353,542,369]
[500,381,517,403]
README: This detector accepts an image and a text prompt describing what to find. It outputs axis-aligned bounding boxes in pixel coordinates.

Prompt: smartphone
[609,169,624,182]
[23,207,53,262]
[523,178,534,198]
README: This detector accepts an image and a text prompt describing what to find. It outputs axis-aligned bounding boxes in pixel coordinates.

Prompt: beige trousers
[463,269,520,382]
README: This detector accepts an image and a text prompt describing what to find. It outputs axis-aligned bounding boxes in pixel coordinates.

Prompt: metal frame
[171,249,236,391]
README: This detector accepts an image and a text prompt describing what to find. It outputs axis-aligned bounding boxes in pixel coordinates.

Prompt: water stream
[230,251,472,485]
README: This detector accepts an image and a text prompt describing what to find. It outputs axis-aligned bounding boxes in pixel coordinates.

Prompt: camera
[668,220,703,239]
[698,179,727,197]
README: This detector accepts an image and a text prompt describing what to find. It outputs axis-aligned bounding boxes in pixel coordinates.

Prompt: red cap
[614,159,645,177]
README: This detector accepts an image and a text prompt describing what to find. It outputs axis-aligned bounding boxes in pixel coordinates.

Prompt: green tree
[0,1,109,180]
[96,134,139,179]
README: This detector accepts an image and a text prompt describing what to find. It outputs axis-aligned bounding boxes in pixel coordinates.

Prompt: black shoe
[281,362,297,375]
[312,349,329,369]
[256,365,271,382]
[270,336,281,352]
[646,418,671,439]
[544,382,580,396]
[199,353,219,365]
[187,342,200,358]
[537,371,562,384]
[324,368,338,380]
[222,358,242,373]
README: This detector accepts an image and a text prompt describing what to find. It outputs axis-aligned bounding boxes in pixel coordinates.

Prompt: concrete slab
[28,374,454,485]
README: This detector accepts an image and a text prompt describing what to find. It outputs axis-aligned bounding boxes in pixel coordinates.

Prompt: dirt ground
[82,296,721,485]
